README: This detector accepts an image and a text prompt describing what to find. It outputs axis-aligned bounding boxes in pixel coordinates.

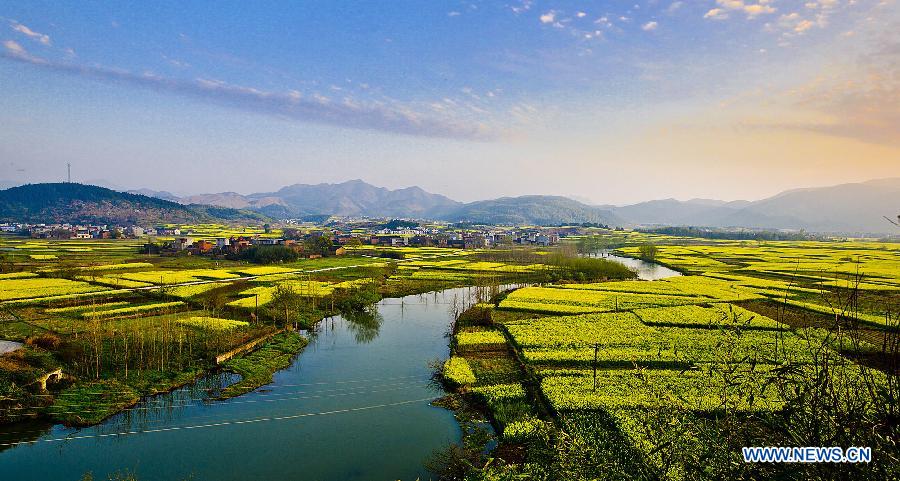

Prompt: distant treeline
[640,226,823,241]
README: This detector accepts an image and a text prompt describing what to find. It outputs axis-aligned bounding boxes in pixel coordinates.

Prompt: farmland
[1,229,898,479]
[0,231,631,428]
[439,233,899,480]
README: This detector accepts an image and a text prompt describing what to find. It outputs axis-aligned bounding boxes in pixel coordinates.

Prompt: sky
[0,0,897,205]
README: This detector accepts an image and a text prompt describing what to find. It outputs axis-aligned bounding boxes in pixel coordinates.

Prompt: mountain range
[599,178,899,234]
[0,178,897,233]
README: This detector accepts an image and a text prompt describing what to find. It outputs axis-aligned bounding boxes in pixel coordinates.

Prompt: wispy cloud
[9,21,51,46]
[704,0,776,20]
[704,8,729,20]
[744,32,900,146]
[642,21,659,31]
[0,44,495,141]
[2,40,25,56]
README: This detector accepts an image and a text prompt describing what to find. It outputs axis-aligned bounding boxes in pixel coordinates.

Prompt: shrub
[26,333,61,350]
[235,245,300,264]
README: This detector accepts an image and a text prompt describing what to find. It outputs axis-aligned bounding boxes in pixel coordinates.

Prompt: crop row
[541,367,786,413]
[0,278,106,302]
[81,301,185,319]
[177,316,248,330]
[499,287,719,315]
[633,304,785,330]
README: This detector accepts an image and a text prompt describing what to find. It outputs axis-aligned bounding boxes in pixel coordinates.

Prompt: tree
[270,284,301,325]
[639,243,658,261]
[236,245,299,264]
[200,288,227,317]
[303,234,334,256]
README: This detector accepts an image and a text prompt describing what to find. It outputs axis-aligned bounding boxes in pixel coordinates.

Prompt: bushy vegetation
[233,245,300,264]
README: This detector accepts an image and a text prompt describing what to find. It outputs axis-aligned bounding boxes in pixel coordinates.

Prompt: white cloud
[794,19,815,32]
[539,11,556,24]
[704,8,729,19]
[642,21,658,31]
[448,11,461,17]
[707,0,776,20]
[2,40,26,56]
[0,51,495,140]
[9,21,51,46]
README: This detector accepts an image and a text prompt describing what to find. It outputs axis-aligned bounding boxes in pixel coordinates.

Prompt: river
[588,249,682,280]
[0,341,23,355]
[0,288,486,481]
[0,255,674,479]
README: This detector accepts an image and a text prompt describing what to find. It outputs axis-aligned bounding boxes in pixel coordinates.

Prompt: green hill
[444,195,623,226]
[0,183,268,225]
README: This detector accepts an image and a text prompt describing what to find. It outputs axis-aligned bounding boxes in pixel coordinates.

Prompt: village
[1,219,582,259]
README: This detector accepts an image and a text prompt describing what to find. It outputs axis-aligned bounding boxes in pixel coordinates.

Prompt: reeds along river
[0,287,494,481]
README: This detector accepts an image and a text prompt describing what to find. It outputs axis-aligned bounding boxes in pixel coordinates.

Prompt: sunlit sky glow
[1,1,897,204]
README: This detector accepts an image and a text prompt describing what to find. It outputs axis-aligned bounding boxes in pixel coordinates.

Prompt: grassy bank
[218,331,308,399]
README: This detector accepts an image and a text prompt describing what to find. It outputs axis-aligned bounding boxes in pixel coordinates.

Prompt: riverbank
[0,286,480,481]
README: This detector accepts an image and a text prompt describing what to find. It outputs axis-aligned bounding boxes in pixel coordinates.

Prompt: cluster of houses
[4,221,578,253]
[343,226,564,248]
[149,235,346,258]
[8,223,147,239]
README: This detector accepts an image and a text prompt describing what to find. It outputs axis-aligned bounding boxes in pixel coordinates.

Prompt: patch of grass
[218,331,308,398]
[48,379,141,426]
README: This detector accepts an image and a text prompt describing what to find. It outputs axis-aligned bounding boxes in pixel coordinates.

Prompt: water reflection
[341,305,383,344]
[0,288,471,480]
[589,249,682,280]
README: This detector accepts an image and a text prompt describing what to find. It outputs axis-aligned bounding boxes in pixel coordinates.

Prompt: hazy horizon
[2,1,898,204]
[2,175,898,209]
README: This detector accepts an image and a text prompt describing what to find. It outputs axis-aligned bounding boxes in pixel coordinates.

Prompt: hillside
[156,181,621,226]
[131,177,900,232]
[445,195,623,226]
[178,180,462,218]
[0,183,268,225]
[610,178,900,234]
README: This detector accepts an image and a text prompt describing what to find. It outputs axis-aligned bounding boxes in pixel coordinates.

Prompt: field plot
[474,236,899,479]
[498,283,750,315]
[613,240,899,330]
[0,233,411,427]
[0,277,107,302]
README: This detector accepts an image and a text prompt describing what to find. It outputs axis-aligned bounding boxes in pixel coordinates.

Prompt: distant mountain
[120,177,900,232]
[174,180,462,219]
[722,178,900,233]
[610,178,900,234]
[159,181,621,226]
[0,183,268,225]
[445,195,622,226]
[127,188,182,203]
[612,198,751,226]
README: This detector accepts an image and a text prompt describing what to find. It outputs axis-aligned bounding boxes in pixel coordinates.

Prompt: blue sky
[1,1,897,203]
